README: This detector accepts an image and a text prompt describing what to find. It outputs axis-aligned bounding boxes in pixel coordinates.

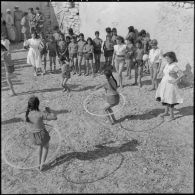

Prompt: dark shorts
[85,53,93,60]
[156,97,179,108]
[106,94,120,106]
[49,51,57,57]
[94,50,101,55]
[69,53,77,59]
[40,49,47,56]
[62,71,71,79]
[78,52,84,57]
[31,129,50,146]
[135,59,143,67]
[104,50,114,58]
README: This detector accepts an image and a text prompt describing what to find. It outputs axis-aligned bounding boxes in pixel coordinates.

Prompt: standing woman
[95,69,119,125]
[112,36,127,89]
[21,12,30,41]
[5,9,16,42]
[25,31,43,76]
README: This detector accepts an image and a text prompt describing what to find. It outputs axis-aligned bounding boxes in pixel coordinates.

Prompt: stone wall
[50,2,80,36]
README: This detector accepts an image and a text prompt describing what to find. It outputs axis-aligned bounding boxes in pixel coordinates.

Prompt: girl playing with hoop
[25,96,57,171]
[95,69,119,125]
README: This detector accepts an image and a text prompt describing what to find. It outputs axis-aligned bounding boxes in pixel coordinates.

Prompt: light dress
[26,38,42,68]
[155,62,183,105]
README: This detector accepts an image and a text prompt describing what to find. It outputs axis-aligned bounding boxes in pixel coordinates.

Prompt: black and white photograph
[1,1,194,193]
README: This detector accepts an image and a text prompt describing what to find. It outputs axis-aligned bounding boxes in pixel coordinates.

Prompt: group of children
[1,25,185,171]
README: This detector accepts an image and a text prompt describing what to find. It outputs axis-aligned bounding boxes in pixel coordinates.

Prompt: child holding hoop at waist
[25,96,57,171]
[95,69,119,125]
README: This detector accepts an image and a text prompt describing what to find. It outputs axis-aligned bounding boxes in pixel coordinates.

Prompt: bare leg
[53,56,56,72]
[126,59,130,77]
[49,56,52,72]
[138,65,143,87]
[160,105,169,117]
[40,142,49,171]
[74,58,78,74]
[89,60,95,77]
[134,63,138,84]
[78,55,82,75]
[149,64,155,90]
[7,76,16,95]
[85,60,89,76]
[43,54,47,73]
[169,107,175,121]
[38,145,43,169]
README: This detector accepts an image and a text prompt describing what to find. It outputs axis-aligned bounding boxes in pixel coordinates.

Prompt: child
[57,33,68,68]
[77,33,87,76]
[105,27,112,37]
[111,28,118,45]
[132,40,144,87]
[1,33,10,52]
[39,33,48,74]
[93,31,103,74]
[156,52,184,121]
[46,35,57,73]
[83,37,94,77]
[125,38,135,79]
[66,35,71,46]
[53,26,61,43]
[103,35,114,71]
[148,39,163,91]
[61,57,71,92]
[68,35,78,75]
[94,69,119,125]
[1,44,16,96]
[25,96,57,171]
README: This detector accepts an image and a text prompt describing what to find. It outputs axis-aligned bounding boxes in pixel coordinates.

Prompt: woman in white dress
[112,36,128,89]
[25,31,43,76]
[155,52,184,121]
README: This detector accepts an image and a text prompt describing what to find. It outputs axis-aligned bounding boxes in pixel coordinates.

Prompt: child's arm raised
[42,107,57,120]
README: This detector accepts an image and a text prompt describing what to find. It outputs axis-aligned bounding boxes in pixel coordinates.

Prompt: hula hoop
[2,124,61,170]
[83,92,126,117]
[63,153,124,184]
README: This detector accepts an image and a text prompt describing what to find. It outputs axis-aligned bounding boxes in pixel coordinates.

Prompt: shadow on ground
[43,139,139,171]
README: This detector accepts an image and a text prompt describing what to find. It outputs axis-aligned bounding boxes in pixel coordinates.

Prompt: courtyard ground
[1,47,194,193]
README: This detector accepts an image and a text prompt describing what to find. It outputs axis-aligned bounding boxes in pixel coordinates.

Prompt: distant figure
[53,26,61,43]
[46,35,57,73]
[1,44,16,96]
[13,6,23,42]
[21,12,30,41]
[61,58,71,92]
[77,33,87,75]
[111,28,118,45]
[103,35,114,69]
[112,36,127,89]
[156,52,184,121]
[26,31,43,76]
[68,35,78,75]
[125,26,136,43]
[1,13,8,38]
[93,31,103,73]
[25,96,57,171]
[148,39,163,91]
[94,69,119,125]
[35,7,45,34]
[125,38,135,80]
[68,28,77,40]
[28,8,36,33]
[5,9,16,42]
[83,37,94,76]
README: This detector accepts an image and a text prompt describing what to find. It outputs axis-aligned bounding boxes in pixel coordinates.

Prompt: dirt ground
[1,48,194,193]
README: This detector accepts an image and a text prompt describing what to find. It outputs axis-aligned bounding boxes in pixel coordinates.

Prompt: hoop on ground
[2,123,61,170]
[83,92,126,117]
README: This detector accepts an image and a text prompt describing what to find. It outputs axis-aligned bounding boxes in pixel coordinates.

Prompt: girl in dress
[25,96,57,171]
[156,52,184,121]
[83,37,94,77]
[112,36,128,89]
[26,31,43,76]
[95,69,119,125]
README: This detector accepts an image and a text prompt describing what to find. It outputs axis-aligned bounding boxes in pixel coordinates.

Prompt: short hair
[135,39,142,46]
[163,51,178,62]
[116,35,125,43]
[79,33,84,37]
[66,36,71,40]
[35,7,40,10]
[95,31,99,35]
[28,8,33,12]
[23,12,28,16]
[106,27,112,33]
[128,26,135,33]
[68,28,73,33]
[87,37,93,44]
[112,28,117,32]
[140,29,146,36]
